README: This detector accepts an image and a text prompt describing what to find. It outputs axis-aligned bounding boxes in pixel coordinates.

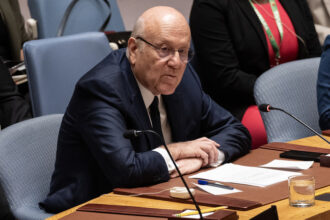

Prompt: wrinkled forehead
[144,14,191,47]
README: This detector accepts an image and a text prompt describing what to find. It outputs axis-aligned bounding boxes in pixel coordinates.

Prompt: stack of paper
[190,163,301,187]
[260,159,313,170]
[193,183,241,195]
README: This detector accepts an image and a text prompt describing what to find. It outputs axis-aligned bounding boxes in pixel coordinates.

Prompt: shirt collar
[136,79,159,109]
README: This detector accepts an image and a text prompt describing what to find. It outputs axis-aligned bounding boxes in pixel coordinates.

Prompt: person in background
[306,0,330,46]
[40,6,251,213]
[317,35,330,130]
[190,0,322,148]
[0,2,31,218]
[0,0,29,62]
[0,59,31,129]
[0,0,32,129]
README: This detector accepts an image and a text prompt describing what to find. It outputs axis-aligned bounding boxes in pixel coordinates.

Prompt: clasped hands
[166,137,220,178]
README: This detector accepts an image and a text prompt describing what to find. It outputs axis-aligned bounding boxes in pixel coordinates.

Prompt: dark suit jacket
[0,59,31,129]
[190,0,322,119]
[40,49,251,213]
[317,36,330,130]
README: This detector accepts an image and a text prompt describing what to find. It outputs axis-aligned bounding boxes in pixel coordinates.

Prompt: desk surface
[47,135,330,220]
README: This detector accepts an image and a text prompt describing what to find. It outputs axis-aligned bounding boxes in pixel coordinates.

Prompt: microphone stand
[271,107,330,144]
[259,104,330,145]
[126,129,204,219]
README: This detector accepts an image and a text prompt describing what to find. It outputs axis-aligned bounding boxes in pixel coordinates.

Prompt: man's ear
[127,37,138,64]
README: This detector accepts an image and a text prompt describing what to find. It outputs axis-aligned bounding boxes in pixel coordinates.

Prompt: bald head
[131,6,190,41]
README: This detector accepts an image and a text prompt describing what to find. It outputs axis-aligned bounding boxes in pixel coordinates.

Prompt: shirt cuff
[153,147,176,173]
[209,149,225,167]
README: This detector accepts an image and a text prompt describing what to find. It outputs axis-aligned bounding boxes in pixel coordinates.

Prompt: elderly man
[40,6,250,213]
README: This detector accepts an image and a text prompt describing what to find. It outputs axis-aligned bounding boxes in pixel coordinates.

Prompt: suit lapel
[237,0,268,54]
[122,59,155,149]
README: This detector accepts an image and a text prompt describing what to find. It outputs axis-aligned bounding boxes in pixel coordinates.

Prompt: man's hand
[167,137,220,166]
[170,158,203,178]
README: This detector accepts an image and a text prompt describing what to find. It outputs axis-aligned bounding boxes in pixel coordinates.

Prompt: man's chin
[159,86,177,95]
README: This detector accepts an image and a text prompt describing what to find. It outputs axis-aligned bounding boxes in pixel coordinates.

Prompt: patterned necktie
[149,96,164,145]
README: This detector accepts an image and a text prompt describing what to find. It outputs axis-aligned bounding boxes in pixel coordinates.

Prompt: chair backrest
[0,114,63,220]
[28,0,125,39]
[254,57,321,143]
[23,32,112,117]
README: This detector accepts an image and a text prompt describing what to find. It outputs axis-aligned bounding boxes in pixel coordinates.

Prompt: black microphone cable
[123,129,204,219]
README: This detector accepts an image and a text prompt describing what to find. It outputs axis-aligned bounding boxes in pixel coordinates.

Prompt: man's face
[129,24,190,95]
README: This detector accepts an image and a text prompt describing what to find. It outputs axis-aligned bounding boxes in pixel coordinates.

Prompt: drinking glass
[288,175,315,207]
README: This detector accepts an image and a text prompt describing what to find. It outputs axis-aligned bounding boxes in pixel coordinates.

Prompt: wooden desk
[287,135,330,149]
[47,136,330,220]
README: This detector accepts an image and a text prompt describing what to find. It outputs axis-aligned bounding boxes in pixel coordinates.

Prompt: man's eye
[160,47,169,53]
[178,49,186,54]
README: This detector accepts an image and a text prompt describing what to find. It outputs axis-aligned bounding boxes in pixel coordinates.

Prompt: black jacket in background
[0,59,31,129]
[190,0,322,119]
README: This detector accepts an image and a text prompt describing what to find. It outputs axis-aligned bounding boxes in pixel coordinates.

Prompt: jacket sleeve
[317,36,330,130]
[201,91,251,163]
[185,64,251,162]
[77,80,170,189]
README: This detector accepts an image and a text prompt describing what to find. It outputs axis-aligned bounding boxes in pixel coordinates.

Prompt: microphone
[123,130,143,138]
[258,104,330,145]
[123,129,204,219]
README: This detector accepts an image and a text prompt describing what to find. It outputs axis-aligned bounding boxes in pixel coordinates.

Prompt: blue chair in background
[254,58,321,143]
[23,32,112,116]
[0,114,63,220]
[28,0,125,39]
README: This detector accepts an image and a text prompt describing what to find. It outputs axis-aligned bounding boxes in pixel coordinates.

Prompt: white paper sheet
[189,163,301,187]
[193,183,241,195]
[260,159,314,170]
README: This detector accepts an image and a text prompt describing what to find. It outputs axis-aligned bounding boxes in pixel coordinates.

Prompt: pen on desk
[197,179,234,190]
[175,206,228,217]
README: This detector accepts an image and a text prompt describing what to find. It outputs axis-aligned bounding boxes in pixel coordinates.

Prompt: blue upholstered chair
[0,114,63,220]
[254,58,321,143]
[23,32,112,117]
[28,0,125,39]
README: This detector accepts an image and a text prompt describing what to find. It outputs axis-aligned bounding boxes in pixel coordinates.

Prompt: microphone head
[258,104,271,112]
[123,130,139,139]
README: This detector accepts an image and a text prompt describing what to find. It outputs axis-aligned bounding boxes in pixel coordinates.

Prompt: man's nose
[167,51,182,67]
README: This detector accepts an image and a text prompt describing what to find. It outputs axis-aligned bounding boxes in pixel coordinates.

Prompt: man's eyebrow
[161,41,190,48]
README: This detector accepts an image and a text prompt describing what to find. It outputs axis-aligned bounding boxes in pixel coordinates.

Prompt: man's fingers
[170,138,220,165]
[198,137,220,147]
[171,158,203,178]
[200,144,219,164]
[198,150,209,166]
[170,171,179,178]
[213,147,219,163]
